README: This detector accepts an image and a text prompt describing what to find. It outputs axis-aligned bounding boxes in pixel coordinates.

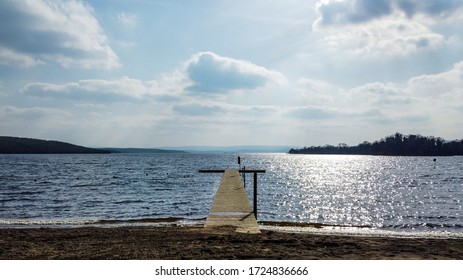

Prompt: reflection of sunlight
[246,153,462,233]
[263,154,417,228]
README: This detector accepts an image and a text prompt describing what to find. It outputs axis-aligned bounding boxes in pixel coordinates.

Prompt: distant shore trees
[0,136,110,154]
[289,133,463,156]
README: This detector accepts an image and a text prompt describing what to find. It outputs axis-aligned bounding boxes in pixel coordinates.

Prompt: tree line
[289,133,463,156]
[0,136,110,154]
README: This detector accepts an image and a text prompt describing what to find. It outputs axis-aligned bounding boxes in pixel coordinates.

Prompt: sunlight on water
[246,154,463,232]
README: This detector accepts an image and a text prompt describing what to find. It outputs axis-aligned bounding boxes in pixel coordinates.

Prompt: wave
[259,220,371,229]
[114,199,144,205]
[259,221,463,239]
[0,219,101,226]
[2,218,463,239]
[383,223,463,230]
[0,217,205,228]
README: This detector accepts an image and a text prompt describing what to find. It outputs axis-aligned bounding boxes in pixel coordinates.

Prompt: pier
[199,169,265,234]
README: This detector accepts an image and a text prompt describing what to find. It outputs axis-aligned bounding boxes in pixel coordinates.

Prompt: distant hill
[102,148,188,154]
[159,145,293,153]
[289,133,463,156]
[0,136,110,154]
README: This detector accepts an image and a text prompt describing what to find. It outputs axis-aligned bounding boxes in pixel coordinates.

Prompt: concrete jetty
[203,170,261,234]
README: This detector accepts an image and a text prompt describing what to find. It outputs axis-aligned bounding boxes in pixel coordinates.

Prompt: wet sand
[1,226,462,259]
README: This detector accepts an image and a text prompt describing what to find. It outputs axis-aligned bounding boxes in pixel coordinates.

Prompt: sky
[1,0,463,148]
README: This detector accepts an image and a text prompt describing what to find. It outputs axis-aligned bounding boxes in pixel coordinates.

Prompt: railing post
[243,166,246,188]
[253,172,257,219]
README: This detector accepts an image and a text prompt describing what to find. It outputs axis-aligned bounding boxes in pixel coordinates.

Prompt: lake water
[1,153,462,237]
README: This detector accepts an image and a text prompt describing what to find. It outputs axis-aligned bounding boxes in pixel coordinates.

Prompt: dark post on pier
[199,166,265,234]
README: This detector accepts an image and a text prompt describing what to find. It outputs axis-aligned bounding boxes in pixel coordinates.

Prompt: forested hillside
[0,136,110,154]
[289,133,463,156]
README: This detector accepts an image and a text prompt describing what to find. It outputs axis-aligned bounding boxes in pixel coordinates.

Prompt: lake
[1,153,462,237]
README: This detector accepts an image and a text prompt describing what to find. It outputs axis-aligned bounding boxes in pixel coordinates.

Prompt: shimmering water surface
[1,153,462,235]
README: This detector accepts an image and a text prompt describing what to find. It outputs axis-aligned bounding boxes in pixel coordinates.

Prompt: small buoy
[433,158,437,162]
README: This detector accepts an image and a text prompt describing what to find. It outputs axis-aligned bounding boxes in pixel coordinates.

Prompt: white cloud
[317,16,445,58]
[312,0,462,59]
[152,71,190,101]
[184,52,286,94]
[23,76,153,101]
[0,105,69,119]
[408,61,463,97]
[0,0,120,69]
[19,51,288,103]
[0,47,44,68]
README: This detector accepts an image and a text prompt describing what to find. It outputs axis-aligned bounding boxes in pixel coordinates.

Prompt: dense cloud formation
[315,0,463,26]
[313,0,458,58]
[185,52,285,94]
[0,0,119,68]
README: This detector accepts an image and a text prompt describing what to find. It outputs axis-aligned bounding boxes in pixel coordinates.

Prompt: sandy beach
[1,225,462,259]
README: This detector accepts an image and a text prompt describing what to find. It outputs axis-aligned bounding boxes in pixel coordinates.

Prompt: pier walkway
[200,169,264,234]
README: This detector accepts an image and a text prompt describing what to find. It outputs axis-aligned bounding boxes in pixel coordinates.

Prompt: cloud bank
[21,51,286,102]
[294,60,463,132]
[0,0,119,68]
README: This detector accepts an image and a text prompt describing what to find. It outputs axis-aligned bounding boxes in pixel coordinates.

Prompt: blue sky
[1,0,463,147]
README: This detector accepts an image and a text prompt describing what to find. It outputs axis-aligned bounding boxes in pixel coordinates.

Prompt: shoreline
[1,225,462,259]
[2,219,462,239]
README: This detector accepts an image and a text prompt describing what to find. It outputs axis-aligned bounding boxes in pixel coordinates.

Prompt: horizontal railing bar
[199,169,265,173]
